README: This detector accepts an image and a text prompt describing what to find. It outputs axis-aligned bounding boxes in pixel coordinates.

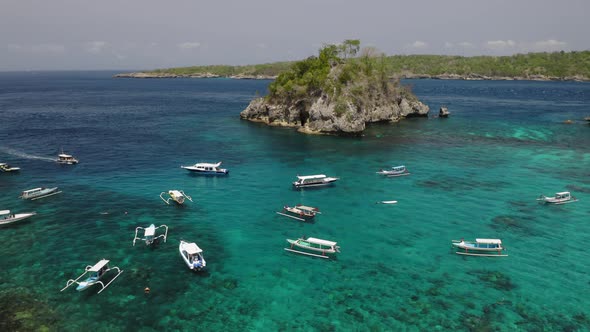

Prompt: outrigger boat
[0,210,36,225]
[285,236,340,259]
[451,238,507,257]
[276,204,320,222]
[133,224,168,246]
[179,240,206,271]
[0,163,20,172]
[60,259,123,294]
[537,191,578,205]
[57,149,79,164]
[181,161,228,175]
[19,187,61,200]
[160,190,193,205]
[376,165,410,177]
[292,174,339,189]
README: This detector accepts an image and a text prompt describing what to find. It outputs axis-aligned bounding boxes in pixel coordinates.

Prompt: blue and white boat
[181,162,228,175]
[61,259,123,294]
[451,238,507,257]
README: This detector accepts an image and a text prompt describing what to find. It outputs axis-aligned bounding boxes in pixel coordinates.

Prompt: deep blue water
[0,72,589,331]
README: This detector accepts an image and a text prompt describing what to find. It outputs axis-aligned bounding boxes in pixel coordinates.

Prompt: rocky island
[240,41,429,135]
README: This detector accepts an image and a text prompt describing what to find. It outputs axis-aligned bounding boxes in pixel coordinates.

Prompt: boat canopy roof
[556,192,570,195]
[183,242,203,254]
[475,238,502,244]
[196,162,222,167]
[306,237,337,246]
[297,205,318,212]
[89,259,110,272]
[297,174,326,180]
[0,210,10,215]
[169,190,183,196]
[59,154,73,158]
[145,224,156,237]
[392,165,406,169]
[22,187,43,193]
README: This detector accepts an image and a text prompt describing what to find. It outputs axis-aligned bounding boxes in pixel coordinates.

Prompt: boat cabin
[295,175,328,185]
[555,192,571,200]
[57,151,79,164]
[473,238,502,249]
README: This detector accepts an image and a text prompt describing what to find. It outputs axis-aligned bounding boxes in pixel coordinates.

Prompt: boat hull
[0,212,36,225]
[182,167,228,175]
[292,179,338,189]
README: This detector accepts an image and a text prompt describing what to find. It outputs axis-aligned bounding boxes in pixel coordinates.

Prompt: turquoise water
[0,72,589,331]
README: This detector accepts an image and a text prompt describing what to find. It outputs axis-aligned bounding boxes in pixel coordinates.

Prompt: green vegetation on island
[239,40,429,135]
[118,50,590,81]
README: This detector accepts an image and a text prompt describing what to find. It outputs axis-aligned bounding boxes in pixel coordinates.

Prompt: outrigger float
[0,210,36,226]
[285,236,340,259]
[451,238,508,257]
[19,187,61,200]
[537,191,578,205]
[276,204,320,222]
[133,224,168,246]
[160,190,193,205]
[376,165,410,177]
[61,259,123,294]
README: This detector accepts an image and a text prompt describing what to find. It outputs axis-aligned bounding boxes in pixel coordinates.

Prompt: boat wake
[0,146,55,162]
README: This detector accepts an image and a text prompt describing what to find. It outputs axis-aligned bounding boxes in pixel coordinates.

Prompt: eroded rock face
[240,94,429,135]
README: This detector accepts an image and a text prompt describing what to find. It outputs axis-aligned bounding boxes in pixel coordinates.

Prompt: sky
[1,0,588,70]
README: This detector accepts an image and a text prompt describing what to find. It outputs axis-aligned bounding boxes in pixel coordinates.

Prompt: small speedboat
[57,150,79,164]
[376,165,409,177]
[0,210,36,225]
[285,236,340,259]
[181,162,228,175]
[292,174,339,189]
[451,238,507,257]
[537,191,578,205]
[0,163,20,172]
[179,240,206,271]
[19,187,61,200]
[61,259,123,294]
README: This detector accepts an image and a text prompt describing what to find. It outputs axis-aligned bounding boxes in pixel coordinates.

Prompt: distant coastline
[114,51,590,82]
[113,71,588,82]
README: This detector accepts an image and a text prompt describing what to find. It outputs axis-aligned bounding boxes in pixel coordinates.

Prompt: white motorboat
[285,236,340,259]
[57,150,79,164]
[0,210,36,225]
[160,190,193,205]
[376,165,409,177]
[537,191,578,205]
[19,187,61,200]
[180,162,228,175]
[179,240,206,271]
[0,163,20,172]
[133,224,168,246]
[451,238,508,257]
[292,174,339,189]
[61,259,123,294]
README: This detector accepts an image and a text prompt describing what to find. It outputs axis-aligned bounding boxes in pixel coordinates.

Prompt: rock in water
[439,106,450,118]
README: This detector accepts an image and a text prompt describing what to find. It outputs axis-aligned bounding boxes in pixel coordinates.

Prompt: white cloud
[485,40,516,51]
[410,40,427,49]
[458,42,474,49]
[178,42,200,49]
[531,39,567,52]
[30,43,66,54]
[85,41,107,54]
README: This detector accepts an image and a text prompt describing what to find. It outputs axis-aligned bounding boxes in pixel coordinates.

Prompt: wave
[0,146,55,162]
